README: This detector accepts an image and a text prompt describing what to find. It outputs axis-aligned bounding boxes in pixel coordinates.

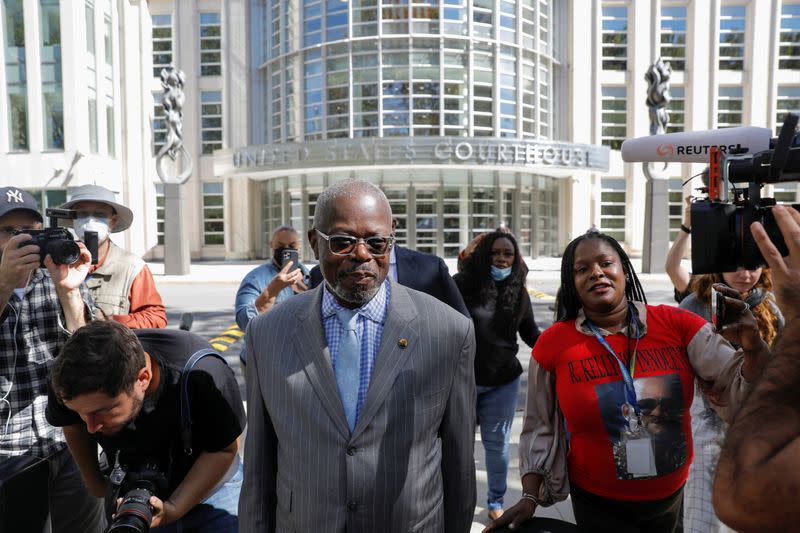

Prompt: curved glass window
[262,0,558,142]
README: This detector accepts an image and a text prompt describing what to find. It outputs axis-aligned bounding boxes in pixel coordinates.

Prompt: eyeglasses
[315,229,395,257]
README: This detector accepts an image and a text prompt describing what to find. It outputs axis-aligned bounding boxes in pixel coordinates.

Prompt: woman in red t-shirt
[486,230,770,533]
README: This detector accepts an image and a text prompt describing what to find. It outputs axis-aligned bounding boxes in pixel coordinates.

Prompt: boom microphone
[621,126,772,163]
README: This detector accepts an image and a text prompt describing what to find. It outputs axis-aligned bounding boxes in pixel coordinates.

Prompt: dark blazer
[239,280,477,533]
[309,246,470,317]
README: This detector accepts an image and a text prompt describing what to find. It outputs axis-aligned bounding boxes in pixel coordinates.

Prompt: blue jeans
[476,377,520,511]
[152,459,242,533]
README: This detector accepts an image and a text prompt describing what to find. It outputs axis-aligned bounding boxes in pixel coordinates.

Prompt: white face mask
[75,216,110,242]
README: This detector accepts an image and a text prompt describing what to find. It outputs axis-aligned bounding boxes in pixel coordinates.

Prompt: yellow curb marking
[210,325,244,352]
[528,289,556,301]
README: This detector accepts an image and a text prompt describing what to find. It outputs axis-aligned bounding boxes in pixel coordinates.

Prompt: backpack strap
[179,348,229,456]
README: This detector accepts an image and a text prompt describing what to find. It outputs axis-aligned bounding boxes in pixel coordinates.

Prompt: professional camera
[13,208,98,267]
[106,461,169,533]
[622,113,800,274]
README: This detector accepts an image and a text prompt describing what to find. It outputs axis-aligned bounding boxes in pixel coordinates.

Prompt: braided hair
[454,231,529,337]
[555,231,647,322]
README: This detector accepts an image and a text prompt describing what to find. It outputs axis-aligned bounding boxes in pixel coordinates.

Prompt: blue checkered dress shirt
[321,280,390,426]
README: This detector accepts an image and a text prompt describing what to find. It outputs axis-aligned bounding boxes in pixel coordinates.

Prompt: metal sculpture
[641,58,673,273]
[643,58,672,180]
[156,67,193,185]
[645,58,672,136]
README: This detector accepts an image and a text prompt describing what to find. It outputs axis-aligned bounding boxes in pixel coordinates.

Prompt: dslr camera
[622,113,800,274]
[13,208,98,267]
[106,459,169,533]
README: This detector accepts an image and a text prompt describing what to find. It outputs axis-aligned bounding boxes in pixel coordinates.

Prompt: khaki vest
[85,242,145,317]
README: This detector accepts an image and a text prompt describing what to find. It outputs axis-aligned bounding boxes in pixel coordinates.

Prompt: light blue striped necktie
[335,308,361,432]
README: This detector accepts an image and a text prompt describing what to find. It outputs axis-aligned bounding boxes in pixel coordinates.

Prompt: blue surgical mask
[75,216,110,242]
[490,265,513,282]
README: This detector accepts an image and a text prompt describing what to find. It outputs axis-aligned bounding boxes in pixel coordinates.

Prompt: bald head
[312,180,392,233]
[308,179,395,308]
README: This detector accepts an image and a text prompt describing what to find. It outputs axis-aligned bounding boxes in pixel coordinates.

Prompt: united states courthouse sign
[217,137,610,176]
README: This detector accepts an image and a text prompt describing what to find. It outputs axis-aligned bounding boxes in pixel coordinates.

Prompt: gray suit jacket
[239,280,477,533]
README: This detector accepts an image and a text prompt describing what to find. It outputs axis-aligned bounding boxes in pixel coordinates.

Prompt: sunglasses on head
[315,230,394,257]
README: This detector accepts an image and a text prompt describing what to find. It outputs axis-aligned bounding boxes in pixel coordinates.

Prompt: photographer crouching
[45,321,245,532]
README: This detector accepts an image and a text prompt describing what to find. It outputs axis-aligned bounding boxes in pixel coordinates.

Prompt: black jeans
[570,483,684,533]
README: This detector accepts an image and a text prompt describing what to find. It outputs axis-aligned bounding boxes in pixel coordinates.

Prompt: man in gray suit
[240,179,477,533]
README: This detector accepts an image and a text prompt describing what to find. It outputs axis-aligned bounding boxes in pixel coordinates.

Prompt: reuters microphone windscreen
[620,126,772,163]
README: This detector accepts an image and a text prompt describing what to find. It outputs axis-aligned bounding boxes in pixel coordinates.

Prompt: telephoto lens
[106,487,155,533]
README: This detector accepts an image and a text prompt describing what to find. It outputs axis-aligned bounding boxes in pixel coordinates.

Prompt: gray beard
[326,278,381,307]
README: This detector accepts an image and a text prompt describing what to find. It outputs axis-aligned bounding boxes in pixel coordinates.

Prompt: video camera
[621,113,800,274]
[13,208,99,267]
[106,459,169,533]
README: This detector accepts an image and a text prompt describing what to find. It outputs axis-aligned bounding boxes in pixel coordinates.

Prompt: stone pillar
[163,183,191,275]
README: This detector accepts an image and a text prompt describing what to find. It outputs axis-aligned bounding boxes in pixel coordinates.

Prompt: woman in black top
[454,231,541,521]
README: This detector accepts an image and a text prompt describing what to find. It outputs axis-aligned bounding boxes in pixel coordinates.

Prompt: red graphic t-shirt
[533,304,708,501]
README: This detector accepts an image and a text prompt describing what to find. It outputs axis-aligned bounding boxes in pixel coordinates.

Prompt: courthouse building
[1,1,798,261]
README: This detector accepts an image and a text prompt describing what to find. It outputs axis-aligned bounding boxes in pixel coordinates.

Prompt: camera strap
[179,348,229,456]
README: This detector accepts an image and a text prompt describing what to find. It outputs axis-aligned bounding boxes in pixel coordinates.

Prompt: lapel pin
[398,338,408,348]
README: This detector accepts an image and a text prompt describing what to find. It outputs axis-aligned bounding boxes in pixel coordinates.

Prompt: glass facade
[152,14,172,78]
[40,0,63,150]
[200,12,221,76]
[250,0,563,260]
[660,5,686,71]
[780,3,800,70]
[202,182,225,245]
[666,85,684,133]
[717,85,743,127]
[776,85,800,135]
[719,4,746,71]
[259,170,559,260]
[3,0,28,151]
[600,177,626,242]
[201,90,223,154]
[601,5,627,71]
[260,0,559,143]
[601,86,626,149]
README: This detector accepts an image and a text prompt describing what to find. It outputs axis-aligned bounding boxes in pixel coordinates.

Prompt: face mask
[490,265,513,282]
[75,216,110,242]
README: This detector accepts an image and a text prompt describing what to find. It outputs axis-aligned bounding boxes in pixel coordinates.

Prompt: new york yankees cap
[0,187,43,222]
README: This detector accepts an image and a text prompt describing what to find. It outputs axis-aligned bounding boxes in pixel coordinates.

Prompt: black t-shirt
[45,329,245,493]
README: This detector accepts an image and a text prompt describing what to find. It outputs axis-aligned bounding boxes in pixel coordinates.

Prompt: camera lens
[46,239,80,265]
[107,488,154,533]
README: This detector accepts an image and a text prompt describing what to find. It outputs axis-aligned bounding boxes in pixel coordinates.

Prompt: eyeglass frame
[314,229,395,257]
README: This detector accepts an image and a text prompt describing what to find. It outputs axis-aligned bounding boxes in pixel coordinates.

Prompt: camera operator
[713,204,800,531]
[59,184,167,329]
[46,320,245,532]
[0,187,103,532]
[234,225,308,366]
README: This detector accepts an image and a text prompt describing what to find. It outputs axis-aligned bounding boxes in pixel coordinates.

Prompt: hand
[0,234,39,291]
[712,283,764,353]
[148,496,178,528]
[683,196,692,228]
[45,241,91,292]
[751,205,800,323]
[266,261,305,294]
[291,276,308,294]
[482,499,536,532]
